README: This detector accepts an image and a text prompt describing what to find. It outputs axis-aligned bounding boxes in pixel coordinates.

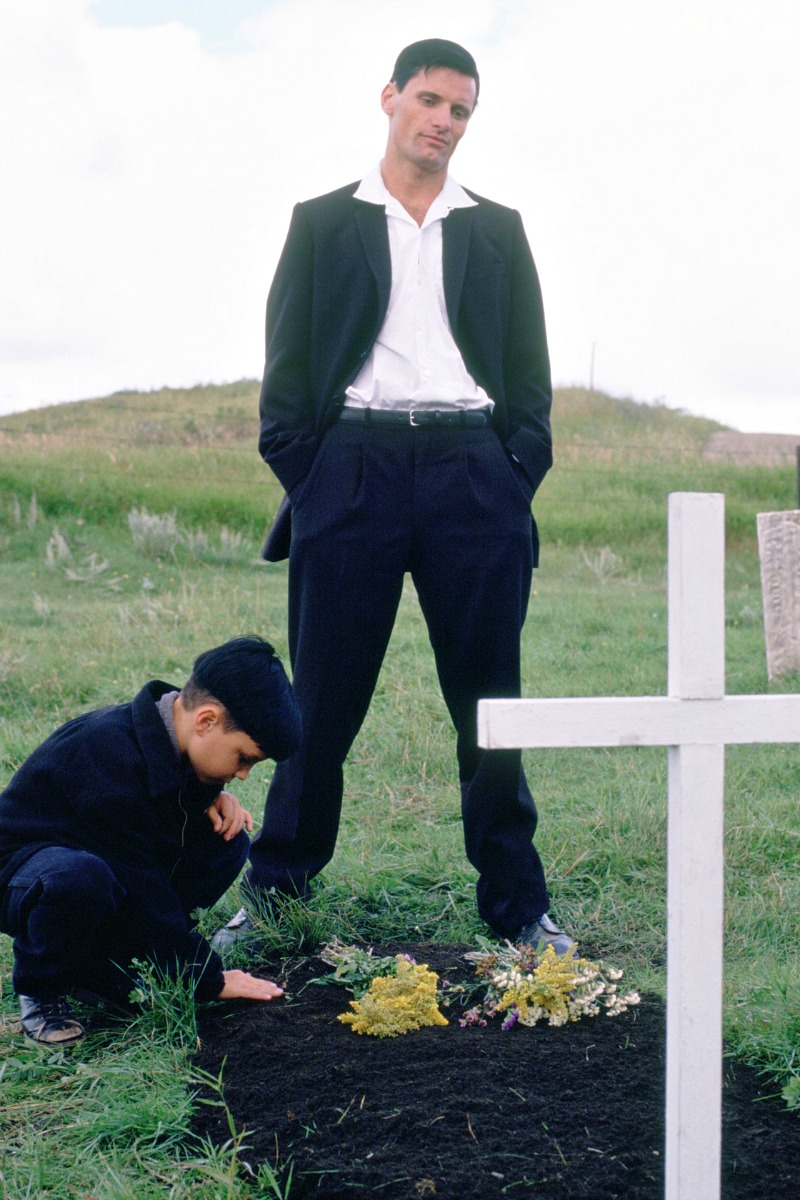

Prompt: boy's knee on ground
[9,848,123,929]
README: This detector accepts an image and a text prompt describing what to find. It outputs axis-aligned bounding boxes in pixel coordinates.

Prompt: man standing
[217,38,573,953]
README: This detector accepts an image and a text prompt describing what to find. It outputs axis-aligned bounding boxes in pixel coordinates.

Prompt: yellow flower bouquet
[318,937,639,1039]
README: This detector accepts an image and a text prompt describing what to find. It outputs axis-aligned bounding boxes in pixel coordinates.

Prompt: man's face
[381,66,477,175]
[186,707,266,788]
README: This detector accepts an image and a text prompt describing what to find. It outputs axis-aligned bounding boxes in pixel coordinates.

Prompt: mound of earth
[191,943,800,1199]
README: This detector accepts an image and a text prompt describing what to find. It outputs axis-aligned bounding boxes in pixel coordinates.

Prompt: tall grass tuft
[44,528,71,567]
[128,506,252,564]
[26,493,38,531]
[182,525,249,564]
[128,506,182,558]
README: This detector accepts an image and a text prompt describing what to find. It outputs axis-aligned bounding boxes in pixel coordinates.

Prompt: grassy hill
[1,382,798,1196]
[0,381,795,548]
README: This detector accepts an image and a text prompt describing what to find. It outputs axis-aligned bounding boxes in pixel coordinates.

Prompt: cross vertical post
[665,493,725,1200]
[477,491,800,1200]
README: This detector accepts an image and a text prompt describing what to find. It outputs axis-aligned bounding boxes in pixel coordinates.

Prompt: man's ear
[193,703,223,735]
[381,82,396,116]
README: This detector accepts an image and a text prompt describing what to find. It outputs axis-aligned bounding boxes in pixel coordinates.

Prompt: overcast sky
[1,0,798,433]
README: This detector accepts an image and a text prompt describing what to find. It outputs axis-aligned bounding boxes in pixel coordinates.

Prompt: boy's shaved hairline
[179,679,239,732]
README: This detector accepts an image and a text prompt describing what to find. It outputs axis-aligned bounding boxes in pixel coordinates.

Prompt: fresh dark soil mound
[191,943,800,1199]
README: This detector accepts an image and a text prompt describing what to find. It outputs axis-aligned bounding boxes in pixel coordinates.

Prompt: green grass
[1,383,798,1195]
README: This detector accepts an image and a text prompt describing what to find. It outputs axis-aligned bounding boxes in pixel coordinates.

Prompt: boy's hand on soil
[206,791,254,840]
[218,970,284,1001]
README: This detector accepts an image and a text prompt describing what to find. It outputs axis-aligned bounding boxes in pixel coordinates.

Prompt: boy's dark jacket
[0,681,231,999]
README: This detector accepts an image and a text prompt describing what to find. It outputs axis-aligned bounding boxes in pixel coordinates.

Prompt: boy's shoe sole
[19,995,85,1045]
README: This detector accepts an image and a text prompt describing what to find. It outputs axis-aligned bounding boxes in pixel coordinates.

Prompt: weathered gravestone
[757,509,800,681]
[478,492,800,1200]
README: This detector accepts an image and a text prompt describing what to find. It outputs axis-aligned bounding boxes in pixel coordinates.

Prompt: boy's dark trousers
[0,831,247,999]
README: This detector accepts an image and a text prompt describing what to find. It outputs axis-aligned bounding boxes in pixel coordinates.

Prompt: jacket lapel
[442,206,474,331]
[352,194,474,329]
[354,201,392,320]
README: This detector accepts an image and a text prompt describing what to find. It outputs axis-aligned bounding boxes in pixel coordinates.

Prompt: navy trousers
[249,421,550,938]
[1,831,247,998]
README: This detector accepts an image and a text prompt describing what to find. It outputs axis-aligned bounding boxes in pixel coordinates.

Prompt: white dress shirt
[344,165,493,412]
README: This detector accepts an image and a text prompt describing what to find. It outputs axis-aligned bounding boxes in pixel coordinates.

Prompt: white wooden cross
[478,492,800,1200]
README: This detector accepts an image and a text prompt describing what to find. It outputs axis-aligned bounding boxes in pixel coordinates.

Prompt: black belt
[338,406,492,428]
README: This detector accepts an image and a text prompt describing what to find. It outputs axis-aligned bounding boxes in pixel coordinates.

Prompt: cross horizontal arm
[477,695,800,750]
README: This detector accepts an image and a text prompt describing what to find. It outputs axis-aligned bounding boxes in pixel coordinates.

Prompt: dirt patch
[191,943,800,1199]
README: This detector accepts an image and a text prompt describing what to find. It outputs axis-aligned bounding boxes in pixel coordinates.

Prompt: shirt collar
[354,164,477,224]
[133,680,218,803]
[156,689,182,758]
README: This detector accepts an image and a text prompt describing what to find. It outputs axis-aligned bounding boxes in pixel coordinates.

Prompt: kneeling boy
[0,635,301,1044]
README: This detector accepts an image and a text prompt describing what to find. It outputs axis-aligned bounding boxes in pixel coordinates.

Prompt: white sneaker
[210,906,254,951]
[518,913,576,957]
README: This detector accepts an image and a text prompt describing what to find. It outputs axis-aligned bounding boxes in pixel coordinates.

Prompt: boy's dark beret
[191,636,301,761]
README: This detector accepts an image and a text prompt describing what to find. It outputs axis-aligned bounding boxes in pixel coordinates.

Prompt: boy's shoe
[19,995,85,1045]
[518,913,577,957]
[210,905,255,950]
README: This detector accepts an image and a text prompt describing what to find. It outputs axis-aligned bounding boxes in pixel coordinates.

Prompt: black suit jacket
[258,181,552,560]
